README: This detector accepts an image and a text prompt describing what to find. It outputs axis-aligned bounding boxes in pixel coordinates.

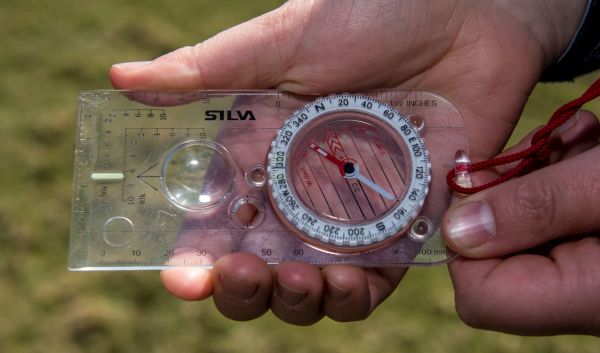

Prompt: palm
[268,0,543,159]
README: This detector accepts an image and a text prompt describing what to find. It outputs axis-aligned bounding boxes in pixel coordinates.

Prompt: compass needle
[310,143,395,200]
[309,142,345,173]
[354,171,396,201]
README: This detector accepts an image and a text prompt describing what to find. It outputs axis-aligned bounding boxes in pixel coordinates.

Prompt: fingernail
[112,61,152,72]
[276,281,307,306]
[325,280,351,301]
[446,201,496,249]
[218,274,258,302]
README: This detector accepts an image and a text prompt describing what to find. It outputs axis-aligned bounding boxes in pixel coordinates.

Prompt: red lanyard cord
[447,77,600,194]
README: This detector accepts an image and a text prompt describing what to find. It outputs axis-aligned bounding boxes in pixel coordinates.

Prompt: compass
[268,94,431,252]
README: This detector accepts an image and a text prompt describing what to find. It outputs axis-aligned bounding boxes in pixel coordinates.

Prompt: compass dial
[268,94,431,252]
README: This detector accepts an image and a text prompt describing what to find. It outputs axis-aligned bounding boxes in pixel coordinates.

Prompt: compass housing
[268,94,432,252]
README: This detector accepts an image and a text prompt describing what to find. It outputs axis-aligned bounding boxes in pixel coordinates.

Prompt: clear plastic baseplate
[69,90,468,270]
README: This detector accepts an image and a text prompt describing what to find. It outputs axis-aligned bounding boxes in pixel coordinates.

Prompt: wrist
[491,0,588,68]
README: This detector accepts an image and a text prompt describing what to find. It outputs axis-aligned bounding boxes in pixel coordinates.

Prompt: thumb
[110,3,301,90]
[442,145,600,258]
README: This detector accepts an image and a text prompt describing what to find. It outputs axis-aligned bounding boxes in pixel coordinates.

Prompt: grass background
[0,0,598,352]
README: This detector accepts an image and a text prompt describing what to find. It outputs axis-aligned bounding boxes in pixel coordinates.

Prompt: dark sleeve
[540,0,600,81]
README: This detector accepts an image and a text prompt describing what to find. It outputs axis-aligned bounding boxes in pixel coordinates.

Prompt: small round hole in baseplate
[245,164,266,188]
[229,196,266,229]
[409,217,433,242]
[408,114,426,132]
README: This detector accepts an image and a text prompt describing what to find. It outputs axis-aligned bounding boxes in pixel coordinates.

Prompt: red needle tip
[309,142,346,174]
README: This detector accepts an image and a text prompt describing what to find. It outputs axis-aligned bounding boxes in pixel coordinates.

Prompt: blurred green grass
[0,1,598,352]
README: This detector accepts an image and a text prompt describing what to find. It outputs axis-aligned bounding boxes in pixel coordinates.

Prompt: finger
[554,110,599,160]
[448,237,600,335]
[110,3,303,90]
[160,239,220,301]
[322,266,407,322]
[443,145,600,258]
[480,110,599,175]
[458,111,600,200]
[270,262,324,326]
[364,267,408,309]
[211,253,273,321]
[161,265,213,301]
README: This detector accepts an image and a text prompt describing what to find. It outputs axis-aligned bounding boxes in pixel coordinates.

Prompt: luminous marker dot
[91,172,125,181]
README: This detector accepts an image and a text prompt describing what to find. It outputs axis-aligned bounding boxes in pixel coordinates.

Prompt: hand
[442,111,600,335]
[110,0,587,324]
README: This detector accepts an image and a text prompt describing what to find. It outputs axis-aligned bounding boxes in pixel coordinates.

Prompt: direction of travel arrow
[137,162,161,191]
